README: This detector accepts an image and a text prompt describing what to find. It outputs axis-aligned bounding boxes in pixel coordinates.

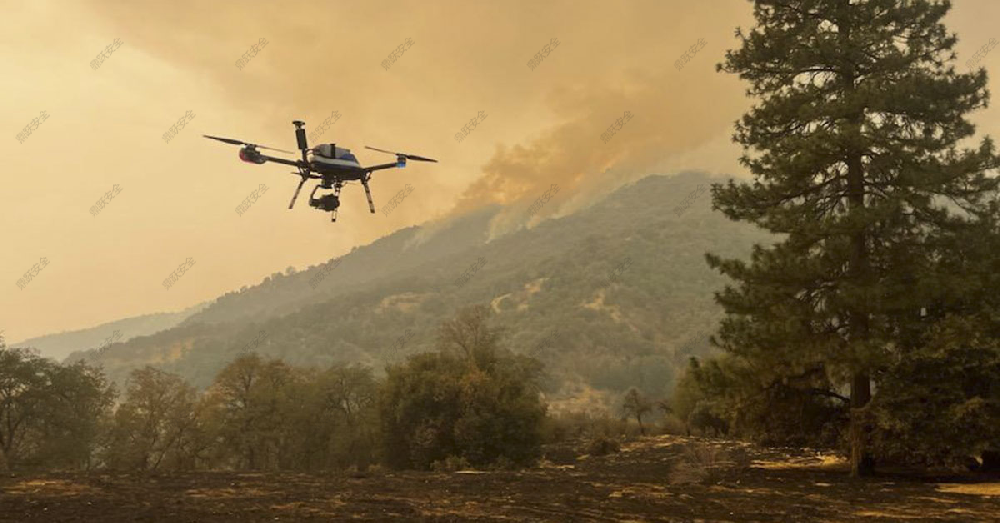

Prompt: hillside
[14,302,206,362]
[64,172,774,407]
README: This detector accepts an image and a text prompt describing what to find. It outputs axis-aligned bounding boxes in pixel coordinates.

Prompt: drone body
[205,120,437,222]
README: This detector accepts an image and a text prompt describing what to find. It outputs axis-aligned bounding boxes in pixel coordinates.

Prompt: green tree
[674,353,846,445]
[380,352,466,469]
[203,353,295,470]
[870,315,1000,467]
[671,358,706,435]
[672,357,740,439]
[36,360,116,470]
[714,0,999,475]
[107,366,204,471]
[381,306,546,469]
[437,305,505,371]
[306,363,380,470]
[621,387,652,435]
[0,346,113,471]
[870,217,1000,467]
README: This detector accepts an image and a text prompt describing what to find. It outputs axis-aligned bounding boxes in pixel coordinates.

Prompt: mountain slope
[180,205,502,327]
[66,172,773,407]
[15,302,207,361]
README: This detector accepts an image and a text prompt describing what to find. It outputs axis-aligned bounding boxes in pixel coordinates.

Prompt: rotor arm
[257,154,305,168]
[366,162,403,172]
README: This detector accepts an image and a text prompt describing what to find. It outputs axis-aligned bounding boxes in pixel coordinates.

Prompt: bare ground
[1,436,997,522]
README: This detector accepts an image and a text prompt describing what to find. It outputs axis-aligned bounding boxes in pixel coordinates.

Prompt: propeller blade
[364,146,397,155]
[203,135,295,155]
[364,145,438,163]
[203,134,247,146]
[403,154,438,163]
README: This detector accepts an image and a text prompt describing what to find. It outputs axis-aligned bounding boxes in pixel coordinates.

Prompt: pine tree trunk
[850,372,874,477]
[842,4,874,474]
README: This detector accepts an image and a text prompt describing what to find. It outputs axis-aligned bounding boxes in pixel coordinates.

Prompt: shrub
[584,435,621,456]
[658,414,688,436]
[668,443,750,485]
[431,455,471,472]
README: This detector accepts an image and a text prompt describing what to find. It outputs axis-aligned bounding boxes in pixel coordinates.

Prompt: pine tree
[711,0,999,476]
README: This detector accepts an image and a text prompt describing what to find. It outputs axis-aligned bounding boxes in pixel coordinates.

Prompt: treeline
[0,306,546,473]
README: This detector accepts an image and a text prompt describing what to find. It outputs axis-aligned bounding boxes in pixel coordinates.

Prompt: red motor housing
[238,147,265,164]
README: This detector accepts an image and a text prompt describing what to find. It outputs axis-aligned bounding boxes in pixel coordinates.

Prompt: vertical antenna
[293,120,308,162]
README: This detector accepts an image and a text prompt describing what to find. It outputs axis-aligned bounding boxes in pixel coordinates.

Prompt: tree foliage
[381,306,547,469]
[106,366,205,471]
[2,306,548,473]
[0,346,113,471]
[711,0,1000,474]
[621,388,652,434]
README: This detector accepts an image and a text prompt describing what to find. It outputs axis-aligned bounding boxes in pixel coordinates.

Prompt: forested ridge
[56,172,770,406]
[11,302,206,361]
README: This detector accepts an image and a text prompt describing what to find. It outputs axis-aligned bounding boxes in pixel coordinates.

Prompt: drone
[204,120,437,221]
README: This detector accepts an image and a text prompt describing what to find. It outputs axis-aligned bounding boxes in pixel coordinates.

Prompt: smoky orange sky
[4,0,1000,343]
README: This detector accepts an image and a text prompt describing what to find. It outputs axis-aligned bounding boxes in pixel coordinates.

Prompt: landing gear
[362,174,375,214]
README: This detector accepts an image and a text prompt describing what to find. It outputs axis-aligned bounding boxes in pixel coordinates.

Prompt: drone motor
[238,147,265,164]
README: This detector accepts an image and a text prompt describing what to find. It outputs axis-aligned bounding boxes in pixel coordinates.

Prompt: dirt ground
[1,436,997,522]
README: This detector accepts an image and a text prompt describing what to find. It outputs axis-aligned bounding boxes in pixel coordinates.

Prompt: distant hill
[65,172,773,409]
[15,302,207,362]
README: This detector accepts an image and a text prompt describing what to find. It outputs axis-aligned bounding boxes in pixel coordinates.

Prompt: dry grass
[668,441,751,485]
[4,438,1000,522]
[936,482,1000,497]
